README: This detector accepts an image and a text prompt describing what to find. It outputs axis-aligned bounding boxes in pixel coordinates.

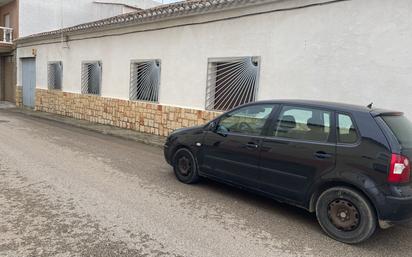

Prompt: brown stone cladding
[32,88,221,136]
[15,86,22,107]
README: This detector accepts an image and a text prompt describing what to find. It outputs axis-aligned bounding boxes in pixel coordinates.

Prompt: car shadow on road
[356,222,412,252]
[174,174,412,255]
[184,175,323,231]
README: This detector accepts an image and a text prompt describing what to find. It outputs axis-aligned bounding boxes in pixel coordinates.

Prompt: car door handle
[244,142,259,149]
[314,151,332,159]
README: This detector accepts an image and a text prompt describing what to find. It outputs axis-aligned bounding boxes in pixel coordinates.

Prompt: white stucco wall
[94,0,161,9]
[17,0,412,117]
[18,0,150,37]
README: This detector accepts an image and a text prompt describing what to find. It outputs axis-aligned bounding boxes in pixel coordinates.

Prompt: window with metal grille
[206,57,260,111]
[48,61,63,90]
[81,61,102,95]
[129,59,161,102]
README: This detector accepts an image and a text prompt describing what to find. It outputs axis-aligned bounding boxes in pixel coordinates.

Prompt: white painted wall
[17,0,412,117]
[18,0,159,38]
[94,0,161,9]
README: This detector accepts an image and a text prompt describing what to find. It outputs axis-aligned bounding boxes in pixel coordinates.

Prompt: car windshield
[382,115,412,148]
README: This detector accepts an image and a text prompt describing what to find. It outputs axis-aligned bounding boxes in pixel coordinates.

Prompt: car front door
[259,105,336,203]
[199,104,277,187]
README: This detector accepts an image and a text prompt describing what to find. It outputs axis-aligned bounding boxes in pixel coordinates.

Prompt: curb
[7,108,166,148]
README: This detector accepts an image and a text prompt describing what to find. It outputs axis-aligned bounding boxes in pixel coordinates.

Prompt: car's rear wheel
[173,148,200,184]
[315,186,377,244]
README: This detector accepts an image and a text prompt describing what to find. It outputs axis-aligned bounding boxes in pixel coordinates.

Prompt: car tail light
[388,154,411,184]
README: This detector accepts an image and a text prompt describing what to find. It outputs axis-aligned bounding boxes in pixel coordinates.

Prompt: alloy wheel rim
[178,156,191,176]
[327,199,360,232]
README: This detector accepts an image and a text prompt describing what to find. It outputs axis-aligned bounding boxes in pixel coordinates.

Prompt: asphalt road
[0,110,411,257]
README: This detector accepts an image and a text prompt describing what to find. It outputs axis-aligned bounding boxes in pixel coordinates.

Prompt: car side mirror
[208,121,228,137]
[216,129,228,137]
[207,121,217,131]
[215,125,229,137]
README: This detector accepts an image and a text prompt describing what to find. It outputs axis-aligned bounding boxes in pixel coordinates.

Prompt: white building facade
[0,0,160,103]
[15,0,412,136]
[19,0,160,37]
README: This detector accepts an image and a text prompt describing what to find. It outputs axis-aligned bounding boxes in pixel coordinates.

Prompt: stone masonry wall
[34,89,221,136]
[15,86,22,107]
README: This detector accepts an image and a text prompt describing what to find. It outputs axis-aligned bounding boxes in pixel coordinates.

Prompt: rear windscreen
[382,115,412,148]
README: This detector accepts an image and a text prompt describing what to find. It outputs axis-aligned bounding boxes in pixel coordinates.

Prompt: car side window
[273,106,331,142]
[217,104,275,136]
[338,114,358,144]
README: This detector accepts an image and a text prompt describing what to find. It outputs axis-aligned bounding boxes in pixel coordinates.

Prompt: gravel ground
[0,110,412,257]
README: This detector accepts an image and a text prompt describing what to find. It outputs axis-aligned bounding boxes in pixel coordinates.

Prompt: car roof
[248,99,401,115]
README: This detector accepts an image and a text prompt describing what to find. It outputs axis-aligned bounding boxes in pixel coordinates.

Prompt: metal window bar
[48,62,63,90]
[0,27,13,44]
[205,57,260,111]
[129,60,160,102]
[81,62,102,95]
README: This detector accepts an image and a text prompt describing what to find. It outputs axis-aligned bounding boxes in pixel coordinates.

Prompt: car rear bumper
[380,195,412,221]
[374,186,412,228]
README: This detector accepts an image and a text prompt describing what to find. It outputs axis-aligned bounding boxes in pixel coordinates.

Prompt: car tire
[173,148,200,184]
[315,186,377,244]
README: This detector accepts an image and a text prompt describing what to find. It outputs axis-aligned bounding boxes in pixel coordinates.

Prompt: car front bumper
[163,140,174,166]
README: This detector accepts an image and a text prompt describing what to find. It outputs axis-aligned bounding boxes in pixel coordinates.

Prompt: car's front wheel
[173,148,200,184]
[315,186,377,244]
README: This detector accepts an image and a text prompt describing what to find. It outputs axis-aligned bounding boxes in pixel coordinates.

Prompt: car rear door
[259,105,337,203]
[198,104,278,187]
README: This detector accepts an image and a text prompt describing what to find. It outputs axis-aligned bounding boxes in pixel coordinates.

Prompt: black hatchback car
[164,100,412,244]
